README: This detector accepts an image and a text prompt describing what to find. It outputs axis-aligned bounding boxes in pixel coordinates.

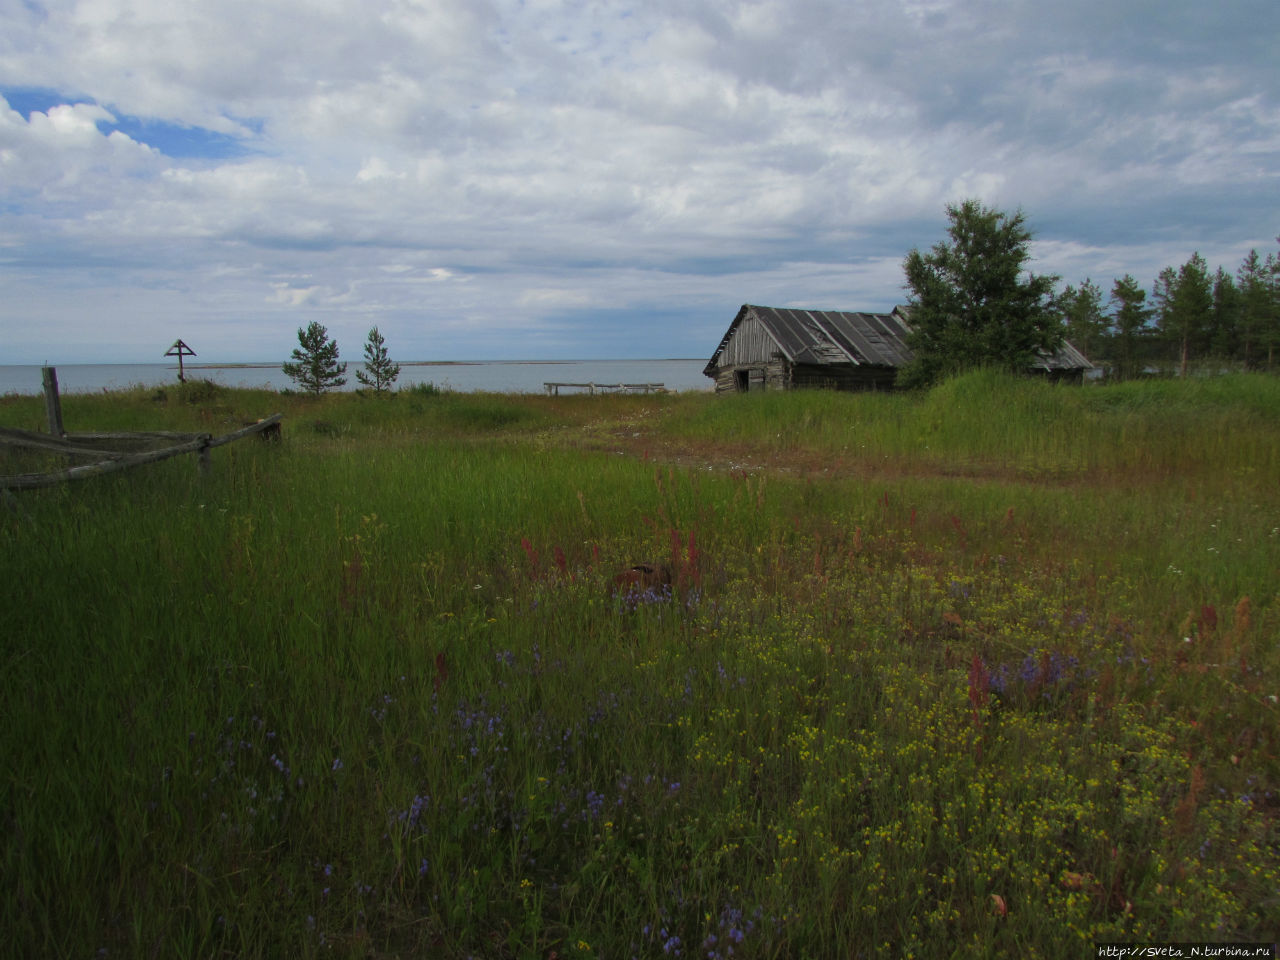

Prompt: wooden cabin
[703,304,1093,392]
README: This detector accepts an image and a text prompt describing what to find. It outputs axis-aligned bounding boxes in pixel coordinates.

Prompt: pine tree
[1209,267,1241,363]
[355,326,401,395]
[1236,249,1269,370]
[1238,240,1280,371]
[1264,243,1280,369]
[1059,278,1106,363]
[282,321,347,395]
[1109,274,1152,381]
[1153,253,1212,377]
[898,200,1061,388]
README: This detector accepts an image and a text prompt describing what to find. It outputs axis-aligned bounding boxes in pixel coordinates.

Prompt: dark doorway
[734,369,750,392]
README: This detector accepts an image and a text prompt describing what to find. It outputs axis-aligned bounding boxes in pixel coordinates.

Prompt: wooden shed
[703,304,1093,393]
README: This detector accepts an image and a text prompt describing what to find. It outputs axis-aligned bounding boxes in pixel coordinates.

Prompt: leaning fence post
[42,367,65,437]
[197,438,212,477]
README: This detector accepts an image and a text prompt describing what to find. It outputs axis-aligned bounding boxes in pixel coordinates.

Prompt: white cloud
[0,99,161,197]
[518,287,592,309]
[268,282,321,307]
[355,157,403,183]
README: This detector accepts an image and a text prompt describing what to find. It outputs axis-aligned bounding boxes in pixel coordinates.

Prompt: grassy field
[2,371,1278,959]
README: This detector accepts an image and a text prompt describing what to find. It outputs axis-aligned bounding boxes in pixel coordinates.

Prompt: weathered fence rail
[0,414,283,491]
[1,366,284,490]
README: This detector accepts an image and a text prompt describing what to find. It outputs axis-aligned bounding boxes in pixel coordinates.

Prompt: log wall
[709,362,897,393]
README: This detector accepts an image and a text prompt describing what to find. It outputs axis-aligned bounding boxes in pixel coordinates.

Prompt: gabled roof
[703,305,914,376]
[1029,336,1092,371]
[704,304,1092,375]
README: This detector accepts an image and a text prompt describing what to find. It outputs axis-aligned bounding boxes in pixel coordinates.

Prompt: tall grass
[658,369,1280,482]
[2,375,1277,958]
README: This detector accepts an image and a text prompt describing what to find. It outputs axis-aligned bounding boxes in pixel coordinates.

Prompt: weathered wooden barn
[702,304,1093,392]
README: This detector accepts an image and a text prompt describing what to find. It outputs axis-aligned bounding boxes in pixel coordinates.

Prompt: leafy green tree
[355,326,401,395]
[898,200,1062,388]
[1059,278,1107,363]
[1153,253,1212,377]
[282,321,347,395]
[1108,274,1152,381]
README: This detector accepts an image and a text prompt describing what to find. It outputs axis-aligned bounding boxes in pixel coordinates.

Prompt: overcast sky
[1,0,1277,364]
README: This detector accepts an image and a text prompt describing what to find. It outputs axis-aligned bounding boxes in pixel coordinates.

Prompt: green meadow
[2,371,1277,959]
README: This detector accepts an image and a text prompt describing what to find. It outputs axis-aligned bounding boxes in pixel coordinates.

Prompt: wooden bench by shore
[543,382,665,396]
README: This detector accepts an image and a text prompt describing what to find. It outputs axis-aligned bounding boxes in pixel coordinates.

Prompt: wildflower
[393,794,431,831]
[968,655,989,726]
[331,758,344,772]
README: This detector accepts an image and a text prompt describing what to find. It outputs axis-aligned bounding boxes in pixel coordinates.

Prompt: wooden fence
[1,366,282,491]
[1,417,283,490]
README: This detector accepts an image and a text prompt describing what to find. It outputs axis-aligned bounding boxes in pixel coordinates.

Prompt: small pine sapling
[282,321,347,395]
[355,326,401,395]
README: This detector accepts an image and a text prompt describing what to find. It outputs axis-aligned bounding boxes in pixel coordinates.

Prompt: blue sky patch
[106,114,255,160]
[2,85,67,118]
[2,85,258,159]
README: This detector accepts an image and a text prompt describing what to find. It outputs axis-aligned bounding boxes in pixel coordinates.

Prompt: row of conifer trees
[281,323,401,395]
[1059,242,1280,379]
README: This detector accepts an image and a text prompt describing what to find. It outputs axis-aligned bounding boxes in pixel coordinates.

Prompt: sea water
[0,359,713,396]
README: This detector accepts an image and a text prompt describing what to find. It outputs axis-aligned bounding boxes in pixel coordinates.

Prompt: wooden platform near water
[543,382,665,396]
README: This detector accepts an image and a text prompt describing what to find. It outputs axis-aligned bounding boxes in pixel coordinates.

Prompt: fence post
[197,439,212,478]
[42,367,65,437]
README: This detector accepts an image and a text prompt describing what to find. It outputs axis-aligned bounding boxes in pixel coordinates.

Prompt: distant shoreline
[174,359,706,369]
[0,359,714,395]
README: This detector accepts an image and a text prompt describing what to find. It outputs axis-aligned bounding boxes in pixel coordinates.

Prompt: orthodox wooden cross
[165,339,197,382]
